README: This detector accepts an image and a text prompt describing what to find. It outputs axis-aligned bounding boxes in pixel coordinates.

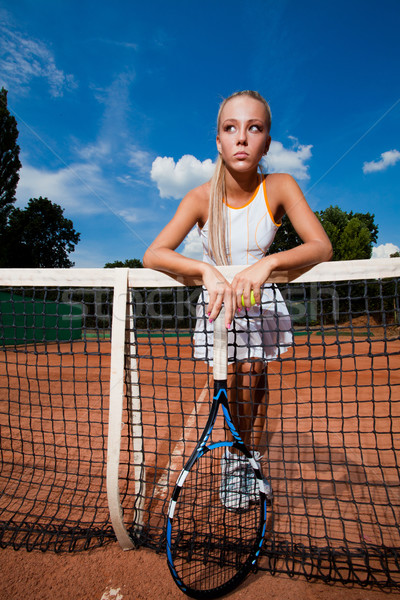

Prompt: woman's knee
[237,360,265,376]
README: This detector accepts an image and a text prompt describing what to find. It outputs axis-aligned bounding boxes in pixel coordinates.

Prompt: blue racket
[166,308,268,599]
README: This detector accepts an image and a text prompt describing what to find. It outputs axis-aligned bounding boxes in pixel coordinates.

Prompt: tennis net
[0,260,399,588]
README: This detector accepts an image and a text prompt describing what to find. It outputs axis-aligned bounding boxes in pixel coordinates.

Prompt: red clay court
[0,262,399,596]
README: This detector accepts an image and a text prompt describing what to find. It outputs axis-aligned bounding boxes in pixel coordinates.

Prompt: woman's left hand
[231,258,274,310]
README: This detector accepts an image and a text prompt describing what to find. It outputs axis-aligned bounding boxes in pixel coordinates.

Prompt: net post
[106,268,135,550]
[126,281,146,534]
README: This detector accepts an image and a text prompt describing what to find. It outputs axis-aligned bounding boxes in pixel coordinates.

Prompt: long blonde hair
[208,91,272,265]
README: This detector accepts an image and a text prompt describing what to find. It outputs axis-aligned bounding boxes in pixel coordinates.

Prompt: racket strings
[169,446,261,591]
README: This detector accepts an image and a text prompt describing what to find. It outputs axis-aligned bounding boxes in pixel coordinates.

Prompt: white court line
[153,384,210,499]
[100,588,123,600]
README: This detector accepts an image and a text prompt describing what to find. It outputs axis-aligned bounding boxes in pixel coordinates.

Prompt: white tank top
[198,175,281,265]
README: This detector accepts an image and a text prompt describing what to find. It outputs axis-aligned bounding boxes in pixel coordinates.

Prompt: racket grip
[213,308,228,381]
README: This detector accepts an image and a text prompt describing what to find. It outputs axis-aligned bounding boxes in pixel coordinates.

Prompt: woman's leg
[227,360,269,452]
[221,361,272,508]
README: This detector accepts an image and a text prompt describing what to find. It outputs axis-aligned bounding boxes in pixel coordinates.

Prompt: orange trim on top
[223,175,261,210]
[263,176,281,227]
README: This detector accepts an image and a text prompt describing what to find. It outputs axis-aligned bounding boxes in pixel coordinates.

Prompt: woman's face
[216,95,271,173]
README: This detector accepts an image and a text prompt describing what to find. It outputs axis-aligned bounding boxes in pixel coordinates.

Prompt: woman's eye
[224,125,236,132]
[249,124,263,132]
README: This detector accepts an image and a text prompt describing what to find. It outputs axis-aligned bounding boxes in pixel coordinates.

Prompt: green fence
[0,290,82,345]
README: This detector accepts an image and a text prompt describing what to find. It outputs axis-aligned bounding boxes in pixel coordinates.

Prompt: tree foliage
[2,197,80,268]
[269,215,300,254]
[104,258,143,268]
[270,205,378,261]
[0,88,22,226]
[0,88,80,268]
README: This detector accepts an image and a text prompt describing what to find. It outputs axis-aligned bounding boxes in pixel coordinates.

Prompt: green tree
[0,88,22,250]
[3,197,80,268]
[270,205,378,261]
[352,211,379,245]
[336,217,372,261]
[104,258,143,268]
[269,215,300,253]
[317,206,377,260]
[0,88,21,214]
[0,89,81,268]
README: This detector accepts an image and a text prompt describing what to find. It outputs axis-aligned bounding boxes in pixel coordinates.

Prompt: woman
[144,90,332,510]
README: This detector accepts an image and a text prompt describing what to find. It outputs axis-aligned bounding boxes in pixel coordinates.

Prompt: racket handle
[213,308,228,381]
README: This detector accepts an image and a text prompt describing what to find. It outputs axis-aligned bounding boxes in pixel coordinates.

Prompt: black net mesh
[0,273,399,588]
[0,286,114,551]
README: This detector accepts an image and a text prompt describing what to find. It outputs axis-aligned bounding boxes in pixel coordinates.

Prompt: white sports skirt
[193,284,293,364]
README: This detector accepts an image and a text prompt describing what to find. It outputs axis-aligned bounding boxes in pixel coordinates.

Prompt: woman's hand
[202,265,236,329]
[231,258,274,310]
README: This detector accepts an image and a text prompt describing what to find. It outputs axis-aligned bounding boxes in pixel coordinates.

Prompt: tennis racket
[166,308,268,599]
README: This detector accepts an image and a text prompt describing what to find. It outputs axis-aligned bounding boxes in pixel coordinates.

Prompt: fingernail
[209,318,213,323]
[227,323,231,329]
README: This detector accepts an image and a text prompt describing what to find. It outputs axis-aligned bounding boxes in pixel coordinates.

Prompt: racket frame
[166,309,268,599]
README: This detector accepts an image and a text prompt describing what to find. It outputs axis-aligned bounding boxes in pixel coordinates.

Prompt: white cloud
[75,140,112,162]
[17,157,157,227]
[128,147,153,176]
[116,209,140,224]
[93,71,135,134]
[14,65,155,226]
[262,138,312,180]
[371,243,400,259]
[0,13,77,97]
[17,161,113,215]
[363,150,400,174]
[181,227,203,260]
[116,205,156,224]
[151,155,215,199]
[151,139,313,199]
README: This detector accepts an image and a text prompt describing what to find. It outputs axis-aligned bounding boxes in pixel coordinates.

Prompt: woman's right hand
[202,265,236,329]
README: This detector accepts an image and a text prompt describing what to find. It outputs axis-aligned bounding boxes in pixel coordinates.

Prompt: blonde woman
[144,91,332,510]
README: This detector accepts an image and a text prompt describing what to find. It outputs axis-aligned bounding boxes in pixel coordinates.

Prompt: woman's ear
[216,135,222,154]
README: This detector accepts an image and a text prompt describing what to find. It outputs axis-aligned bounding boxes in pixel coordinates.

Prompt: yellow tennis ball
[241,291,256,307]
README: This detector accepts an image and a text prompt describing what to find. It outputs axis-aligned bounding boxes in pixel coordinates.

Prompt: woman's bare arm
[143,184,236,326]
[232,174,332,308]
[143,186,206,275]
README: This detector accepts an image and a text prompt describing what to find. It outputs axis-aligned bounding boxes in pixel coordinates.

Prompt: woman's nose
[237,127,248,145]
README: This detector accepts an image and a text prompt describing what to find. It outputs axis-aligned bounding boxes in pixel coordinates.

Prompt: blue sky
[1,0,399,267]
